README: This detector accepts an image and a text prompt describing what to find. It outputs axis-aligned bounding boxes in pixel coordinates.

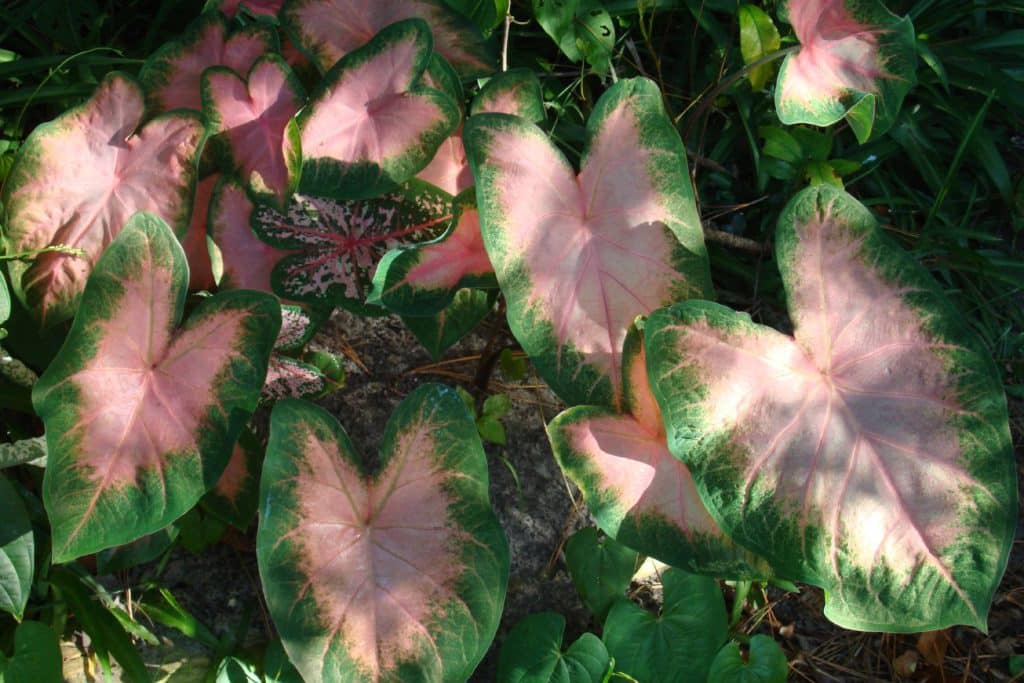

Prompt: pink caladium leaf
[250,179,455,311]
[182,174,219,291]
[215,0,285,18]
[775,0,916,142]
[370,198,496,315]
[645,185,1016,632]
[140,11,276,113]
[297,19,461,200]
[202,55,304,205]
[203,425,263,529]
[549,324,769,578]
[465,77,713,410]
[1,72,204,325]
[257,386,509,682]
[208,176,295,294]
[33,213,280,562]
[281,0,495,78]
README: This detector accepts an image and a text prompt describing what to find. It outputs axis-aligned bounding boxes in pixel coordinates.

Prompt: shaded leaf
[0,475,32,620]
[0,621,62,683]
[202,426,262,528]
[402,288,495,360]
[563,527,637,621]
[533,0,615,74]
[497,612,610,683]
[706,635,788,683]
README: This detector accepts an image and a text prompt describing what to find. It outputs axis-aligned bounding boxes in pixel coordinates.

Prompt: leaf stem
[1,244,87,261]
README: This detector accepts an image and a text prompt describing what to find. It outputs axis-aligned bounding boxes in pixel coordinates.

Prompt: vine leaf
[282,0,496,77]
[550,325,769,578]
[645,185,1016,631]
[297,19,460,200]
[1,73,204,325]
[250,179,455,311]
[465,77,713,409]
[257,386,509,682]
[496,612,611,683]
[775,0,916,142]
[34,213,280,562]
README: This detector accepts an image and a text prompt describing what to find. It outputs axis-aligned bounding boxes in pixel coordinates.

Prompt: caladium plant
[645,185,1016,631]
[261,304,337,403]
[297,19,461,200]
[1,72,204,324]
[549,324,769,578]
[775,0,916,142]
[258,386,509,682]
[34,213,280,561]
[250,179,455,311]
[281,0,495,78]
[465,76,714,410]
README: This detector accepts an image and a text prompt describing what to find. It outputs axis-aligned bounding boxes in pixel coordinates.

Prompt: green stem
[0,244,86,261]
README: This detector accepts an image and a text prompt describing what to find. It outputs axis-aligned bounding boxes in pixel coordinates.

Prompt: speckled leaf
[182,174,219,291]
[140,11,276,113]
[257,385,509,683]
[282,0,496,77]
[371,199,495,315]
[203,426,263,528]
[465,77,713,410]
[402,288,495,360]
[775,0,915,142]
[297,19,461,200]
[251,180,454,311]
[1,73,203,325]
[275,304,326,352]
[550,325,768,578]
[202,55,304,204]
[0,475,33,620]
[208,176,295,294]
[497,612,611,683]
[33,213,280,562]
[262,355,329,402]
[645,185,1016,632]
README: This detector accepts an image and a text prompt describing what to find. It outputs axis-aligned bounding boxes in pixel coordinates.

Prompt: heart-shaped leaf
[251,179,455,311]
[645,185,1016,631]
[371,199,495,315]
[563,527,637,621]
[550,324,769,577]
[140,11,276,113]
[34,213,280,562]
[257,385,509,683]
[282,0,496,77]
[466,77,713,409]
[470,68,546,122]
[401,287,495,360]
[202,55,304,204]
[297,19,461,199]
[208,176,296,294]
[775,0,916,142]
[497,612,611,683]
[707,635,789,683]
[533,0,615,74]
[602,569,728,683]
[2,73,204,325]
[0,475,33,620]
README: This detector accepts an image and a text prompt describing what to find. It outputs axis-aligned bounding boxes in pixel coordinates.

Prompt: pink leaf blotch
[297,19,460,200]
[250,180,454,309]
[550,325,768,577]
[203,55,305,203]
[464,77,712,410]
[34,213,280,562]
[282,0,495,77]
[646,185,1016,631]
[1,72,204,324]
[257,386,508,682]
[140,11,275,113]
[217,0,284,18]
[182,174,219,291]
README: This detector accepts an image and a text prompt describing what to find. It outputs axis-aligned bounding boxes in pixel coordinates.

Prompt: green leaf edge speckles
[257,385,509,683]
[644,185,1016,632]
[34,213,281,562]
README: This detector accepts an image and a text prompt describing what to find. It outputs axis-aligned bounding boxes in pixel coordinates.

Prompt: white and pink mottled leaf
[182,174,219,291]
[203,426,263,529]
[208,176,295,294]
[775,0,915,142]
[251,180,455,311]
[140,11,276,113]
[402,288,495,360]
[1,72,204,325]
[257,386,509,682]
[464,77,713,410]
[261,355,328,403]
[202,55,305,205]
[33,213,280,561]
[645,185,1016,631]
[549,325,768,578]
[297,19,461,200]
[281,0,496,77]
[275,304,327,352]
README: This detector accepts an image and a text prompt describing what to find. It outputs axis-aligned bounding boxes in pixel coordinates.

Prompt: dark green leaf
[0,621,62,683]
[564,527,637,621]
[0,475,32,620]
[706,635,788,683]
[497,612,611,683]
